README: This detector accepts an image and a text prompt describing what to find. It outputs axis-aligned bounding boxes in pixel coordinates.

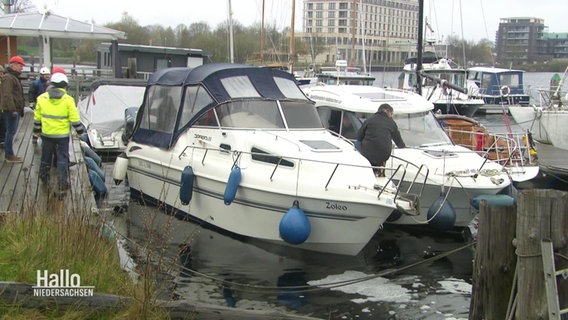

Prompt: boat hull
[126,149,399,256]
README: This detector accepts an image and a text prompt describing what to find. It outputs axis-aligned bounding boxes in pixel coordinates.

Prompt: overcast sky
[29,0,567,42]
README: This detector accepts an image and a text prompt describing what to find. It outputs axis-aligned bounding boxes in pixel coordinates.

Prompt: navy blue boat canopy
[131,63,314,149]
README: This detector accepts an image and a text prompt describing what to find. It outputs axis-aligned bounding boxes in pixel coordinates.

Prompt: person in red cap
[0,55,26,163]
[51,66,67,75]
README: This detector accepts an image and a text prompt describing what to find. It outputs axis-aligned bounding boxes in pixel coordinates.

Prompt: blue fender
[84,156,105,182]
[471,194,516,210]
[88,168,107,197]
[82,144,102,167]
[279,200,311,245]
[224,166,241,205]
[427,193,456,231]
[180,166,194,205]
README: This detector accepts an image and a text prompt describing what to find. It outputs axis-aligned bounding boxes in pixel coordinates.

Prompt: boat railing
[177,143,421,208]
[441,126,537,168]
[536,88,568,110]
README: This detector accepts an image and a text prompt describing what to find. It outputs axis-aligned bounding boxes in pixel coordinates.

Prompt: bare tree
[2,0,35,14]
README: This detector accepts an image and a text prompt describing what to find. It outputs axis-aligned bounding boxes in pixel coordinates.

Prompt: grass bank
[0,205,168,319]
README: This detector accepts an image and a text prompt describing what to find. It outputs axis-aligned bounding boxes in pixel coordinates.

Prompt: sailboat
[399,0,484,118]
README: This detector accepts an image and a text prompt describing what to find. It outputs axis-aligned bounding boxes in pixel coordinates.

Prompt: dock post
[515,189,568,319]
[469,200,517,320]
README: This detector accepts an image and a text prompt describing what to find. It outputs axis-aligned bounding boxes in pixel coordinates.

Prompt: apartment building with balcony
[299,0,419,69]
[495,17,546,65]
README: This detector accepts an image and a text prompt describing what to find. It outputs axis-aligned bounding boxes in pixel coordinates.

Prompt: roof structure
[0,11,125,39]
[0,11,125,68]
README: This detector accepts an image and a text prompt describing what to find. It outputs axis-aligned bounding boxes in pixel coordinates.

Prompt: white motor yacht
[114,64,418,255]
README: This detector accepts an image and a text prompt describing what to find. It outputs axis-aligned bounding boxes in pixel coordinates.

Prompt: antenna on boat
[416,0,424,95]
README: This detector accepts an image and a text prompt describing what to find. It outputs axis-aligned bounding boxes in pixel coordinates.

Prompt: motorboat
[313,59,375,86]
[114,63,418,256]
[466,67,530,107]
[435,114,539,182]
[303,84,512,230]
[78,78,146,154]
[399,52,485,118]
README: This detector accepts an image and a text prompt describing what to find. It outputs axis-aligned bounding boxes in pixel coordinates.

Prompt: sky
[28,0,568,43]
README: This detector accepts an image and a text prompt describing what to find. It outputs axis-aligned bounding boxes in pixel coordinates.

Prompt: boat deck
[0,111,97,215]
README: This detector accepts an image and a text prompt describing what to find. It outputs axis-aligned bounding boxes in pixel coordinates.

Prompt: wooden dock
[0,111,97,215]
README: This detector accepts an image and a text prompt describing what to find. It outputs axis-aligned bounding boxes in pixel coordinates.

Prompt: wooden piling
[469,200,517,320]
[516,189,568,319]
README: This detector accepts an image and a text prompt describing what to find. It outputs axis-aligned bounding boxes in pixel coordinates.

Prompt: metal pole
[416,0,424,95]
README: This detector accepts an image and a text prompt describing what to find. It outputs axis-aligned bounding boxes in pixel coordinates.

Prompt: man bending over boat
[356,103,405,177]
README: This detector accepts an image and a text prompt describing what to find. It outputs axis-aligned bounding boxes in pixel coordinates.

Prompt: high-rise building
[495,17,546,65]
[299,0,419,69]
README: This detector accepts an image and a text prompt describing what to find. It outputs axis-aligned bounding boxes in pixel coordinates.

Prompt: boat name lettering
[310,94,342,104]
[194,134,212,141]
[326,202,347,211]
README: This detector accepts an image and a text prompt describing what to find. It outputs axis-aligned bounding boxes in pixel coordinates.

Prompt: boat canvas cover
[132,63,310,149]
[79,79,146,136]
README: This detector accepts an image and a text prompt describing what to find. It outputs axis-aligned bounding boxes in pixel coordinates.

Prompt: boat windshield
[393,111,452,147]
[216,100,323,129]
[423,71,466,87]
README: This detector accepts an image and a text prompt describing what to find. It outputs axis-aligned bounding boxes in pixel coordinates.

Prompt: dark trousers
[0,111,4,143]
[39,136,70,187]
[2,111,20,157]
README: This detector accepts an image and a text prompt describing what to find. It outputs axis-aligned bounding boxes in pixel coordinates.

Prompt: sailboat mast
[260,0,265,65]
[288,0,296,74]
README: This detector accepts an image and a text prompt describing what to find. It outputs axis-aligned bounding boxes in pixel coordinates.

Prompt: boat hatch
[300,140,341,152]
[422,149,457,159]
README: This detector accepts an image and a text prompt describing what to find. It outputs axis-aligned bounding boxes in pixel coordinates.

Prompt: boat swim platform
[0,111,97,216]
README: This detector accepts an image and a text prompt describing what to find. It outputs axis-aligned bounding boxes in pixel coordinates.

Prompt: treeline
[18,12,499,68]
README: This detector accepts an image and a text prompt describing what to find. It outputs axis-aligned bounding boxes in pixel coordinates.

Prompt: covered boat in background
[466,66,530,107]
[78,79,146,155]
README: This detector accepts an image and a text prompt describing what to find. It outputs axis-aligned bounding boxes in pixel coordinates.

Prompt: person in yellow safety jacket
[33,73,84,191]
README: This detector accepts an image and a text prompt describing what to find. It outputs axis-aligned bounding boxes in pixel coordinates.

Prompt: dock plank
[0,111,97,215]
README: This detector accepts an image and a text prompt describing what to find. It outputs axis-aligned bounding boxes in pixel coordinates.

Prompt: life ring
[500,85,510,97]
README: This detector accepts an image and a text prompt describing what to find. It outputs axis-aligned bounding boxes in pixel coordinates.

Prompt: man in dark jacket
[28,67,51,144]
[0,56,26,163]
[356,103,405,176]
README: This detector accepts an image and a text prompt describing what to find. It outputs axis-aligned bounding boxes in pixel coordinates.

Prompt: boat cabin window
[217,100,285,128]
[251,147,294,167]
[274,77,307,100]
[182,85,215,127]
[280,101,323,129]
[139,85,182,134]
[498,73,521,88]
[393,111,452,147]
[317,107,359,139]
[214,99,322,130]
[221,76,261,98]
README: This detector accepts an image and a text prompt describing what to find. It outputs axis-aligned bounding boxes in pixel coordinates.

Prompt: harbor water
[114,71,564,319]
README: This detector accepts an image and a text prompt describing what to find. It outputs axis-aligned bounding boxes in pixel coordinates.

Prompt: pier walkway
[0,111,96,215]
